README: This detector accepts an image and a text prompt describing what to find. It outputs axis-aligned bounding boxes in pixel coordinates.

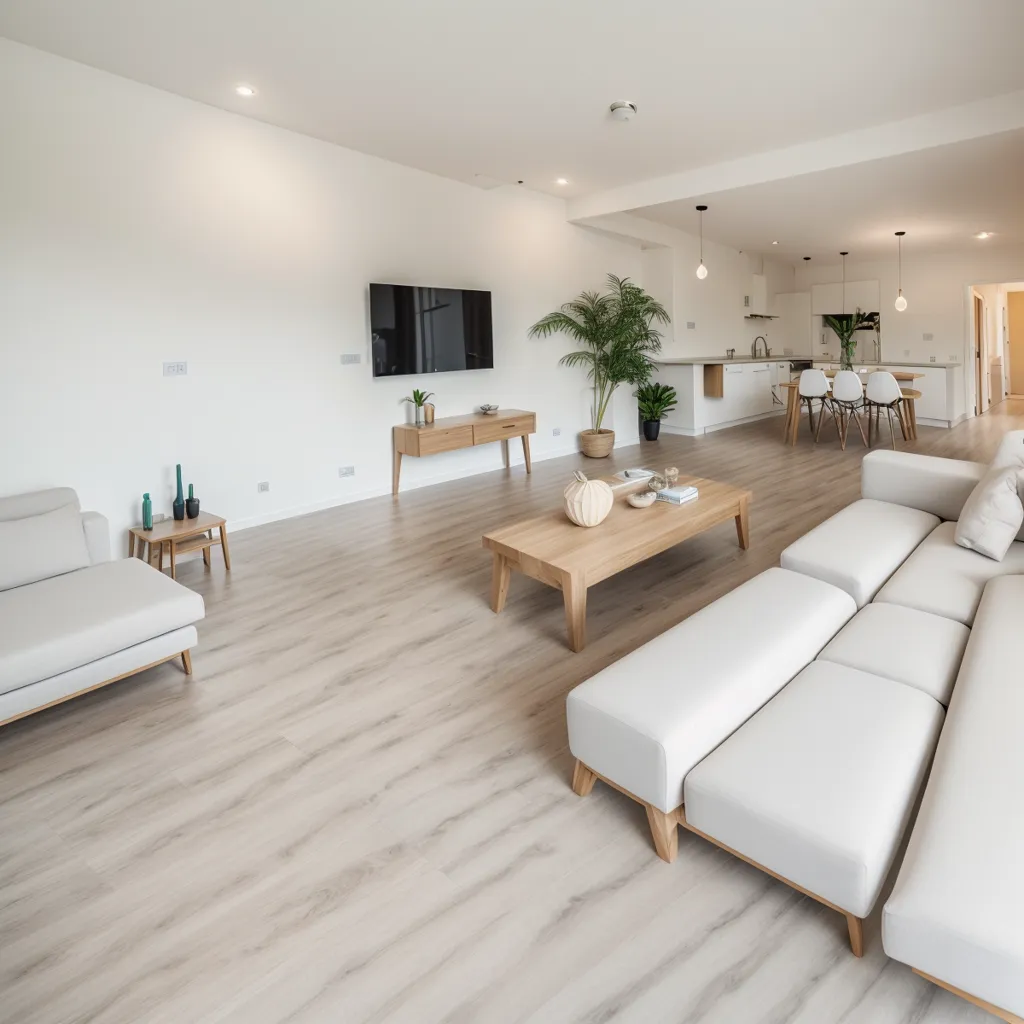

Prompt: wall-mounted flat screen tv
[370,283,494,377]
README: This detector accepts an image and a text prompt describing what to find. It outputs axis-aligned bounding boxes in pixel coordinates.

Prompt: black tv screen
[370,284,493,377]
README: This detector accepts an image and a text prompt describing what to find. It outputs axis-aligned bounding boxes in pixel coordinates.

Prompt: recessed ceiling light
[771,240,779,245]
[555,178,569,186]
[609,101,637,122]
[235,84,256,97]
[975,231,993,239]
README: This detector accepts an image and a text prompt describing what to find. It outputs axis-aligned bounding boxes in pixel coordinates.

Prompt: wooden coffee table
[128,512,231,581]
[482,476,751,651]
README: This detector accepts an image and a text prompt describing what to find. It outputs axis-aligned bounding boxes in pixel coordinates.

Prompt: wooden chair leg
[895,401,909,440]
[645,804,679,863]
[851,405,868,447]
[886,406,897,449]
[814,399,827,441]
[571,759,597,797]
[846,913,864,957]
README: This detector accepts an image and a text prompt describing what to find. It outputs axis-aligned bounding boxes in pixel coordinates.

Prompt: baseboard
[661,410,786,438]
[228,432,642,535]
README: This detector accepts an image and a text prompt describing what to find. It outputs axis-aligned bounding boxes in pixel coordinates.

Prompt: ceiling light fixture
[840,251,849,313]
[803,256,811,261]
[555,178,569,186]
[894,231,908,311]
[772,240,779,245]
[235,84,256,97]
[695,205,708,279]
[975,231,993,240]
[609,101,637,122]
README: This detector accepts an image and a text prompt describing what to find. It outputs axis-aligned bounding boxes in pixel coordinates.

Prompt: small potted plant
[635,382,677,441]
[402,389,435,426]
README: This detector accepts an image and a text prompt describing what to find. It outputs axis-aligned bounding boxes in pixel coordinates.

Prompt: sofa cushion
[780,498,939,608]
[861,450,984,522]
[875,521,1024,626]
[883,576,1024,1019]
[0,557,205,695]
[566,568,856,813]
[817,603,969,706]
[0,504,91,592]
[685,661,944,919]
[990,429,1024,471]
[0,487,80,521]
[954,465,1024,561]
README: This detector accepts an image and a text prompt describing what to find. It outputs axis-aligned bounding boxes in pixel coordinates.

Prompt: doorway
[974,293,984,415]
[1010,291,1024,397]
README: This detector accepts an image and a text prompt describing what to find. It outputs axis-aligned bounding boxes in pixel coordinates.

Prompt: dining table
[781,370,925,445]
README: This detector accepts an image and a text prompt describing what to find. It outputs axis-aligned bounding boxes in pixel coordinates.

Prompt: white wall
[0,40,646,543]
[795,254,1024,365]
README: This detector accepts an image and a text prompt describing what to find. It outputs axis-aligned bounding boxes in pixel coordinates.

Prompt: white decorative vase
[563,471,614,527]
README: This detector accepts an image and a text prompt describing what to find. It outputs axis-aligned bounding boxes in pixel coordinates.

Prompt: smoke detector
[609,101,637,122]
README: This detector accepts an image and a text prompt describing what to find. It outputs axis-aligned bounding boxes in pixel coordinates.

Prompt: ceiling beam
[567,89,1024,222]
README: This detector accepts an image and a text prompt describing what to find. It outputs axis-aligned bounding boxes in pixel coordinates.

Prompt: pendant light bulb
[695,204,708,281]
[894,231,907,311]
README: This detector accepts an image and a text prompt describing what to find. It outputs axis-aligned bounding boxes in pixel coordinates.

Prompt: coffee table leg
[128,533,136,558]
[490,553,512,612]
[735,497,750,550]
[563,573,587,653]
[169,541,177,580]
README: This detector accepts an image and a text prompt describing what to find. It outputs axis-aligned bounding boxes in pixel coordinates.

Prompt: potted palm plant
[529,274,670,457]
[823,308,875,370]
[635,382,677,440]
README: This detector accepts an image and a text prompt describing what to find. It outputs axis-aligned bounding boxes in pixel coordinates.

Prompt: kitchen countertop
[653,356,962,368]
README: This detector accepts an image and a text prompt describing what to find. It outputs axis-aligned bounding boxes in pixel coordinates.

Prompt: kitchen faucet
[751,335,770,358]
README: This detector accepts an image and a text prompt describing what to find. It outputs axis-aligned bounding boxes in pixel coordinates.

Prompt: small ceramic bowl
[627,490,657,508]
[479,404,498,415]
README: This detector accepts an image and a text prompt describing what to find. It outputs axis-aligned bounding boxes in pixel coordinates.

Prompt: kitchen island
[653,356,965,436]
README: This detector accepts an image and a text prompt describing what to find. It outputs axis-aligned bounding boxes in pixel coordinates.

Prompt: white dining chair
[865,371,906,449]
[797,368,834,442]
[831,370,868,450]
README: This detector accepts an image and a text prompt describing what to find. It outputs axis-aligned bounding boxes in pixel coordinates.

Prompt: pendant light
[840,251,848,313]
[695,205,708,279]
[894,231,908,311]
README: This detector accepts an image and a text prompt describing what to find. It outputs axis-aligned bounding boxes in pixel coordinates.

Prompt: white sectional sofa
[0,488,205,725]
[567,434,1024,1022]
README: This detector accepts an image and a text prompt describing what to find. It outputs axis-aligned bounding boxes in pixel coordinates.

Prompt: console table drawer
[417,424,475,455]
[473,415,536,445]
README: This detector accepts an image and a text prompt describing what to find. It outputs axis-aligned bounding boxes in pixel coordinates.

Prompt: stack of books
[656,484,699,506]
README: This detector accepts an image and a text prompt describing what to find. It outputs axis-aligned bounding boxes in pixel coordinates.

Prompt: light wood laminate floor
[4,402,1022,1024]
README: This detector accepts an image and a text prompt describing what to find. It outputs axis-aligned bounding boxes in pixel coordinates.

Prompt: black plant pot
[172,499,185,521]
[186,497,200,519]
[642,420,661,441]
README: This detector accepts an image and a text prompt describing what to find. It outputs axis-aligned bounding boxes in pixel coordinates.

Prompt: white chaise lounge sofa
[0,488,205,725]
[567,434,1024,1022]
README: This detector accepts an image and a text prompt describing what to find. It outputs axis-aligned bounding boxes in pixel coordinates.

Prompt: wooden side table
[128,512,231,581]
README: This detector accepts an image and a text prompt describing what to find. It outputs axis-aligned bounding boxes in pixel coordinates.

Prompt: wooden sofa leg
[846,913,864,957]
[181,650,193,675]
[645,805,679,863]
[571,759,597,797]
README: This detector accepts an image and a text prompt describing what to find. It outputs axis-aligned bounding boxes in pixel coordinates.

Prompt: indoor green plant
[823,308,875,371]
[402,388,434,426]
[635,382,677,441]
[529,274,669,457]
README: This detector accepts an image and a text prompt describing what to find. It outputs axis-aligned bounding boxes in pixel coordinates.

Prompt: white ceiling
[632,129,1024,260]
[2,0,1024,201]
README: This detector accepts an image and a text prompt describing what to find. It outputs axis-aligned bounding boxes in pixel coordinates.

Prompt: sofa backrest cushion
[0,504,92,591]
[990,430,1024,473]
[0,487,80,522]
[861,450,984,523]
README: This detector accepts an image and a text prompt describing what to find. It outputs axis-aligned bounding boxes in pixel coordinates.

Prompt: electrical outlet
[552,427,561,437]
[950,354,959,361]
[338,466,355,478]
[340,354,361,365]
[686,321,696,330]
[923,333,934,341]
[162,361,187,377]
[257,481,270,493]
[152,513,167,524]
[929,356,936,363]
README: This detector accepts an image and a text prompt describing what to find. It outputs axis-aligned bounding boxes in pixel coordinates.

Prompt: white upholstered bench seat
[684,660,944,955]
[567,567,855,860]
[780,499,939,607]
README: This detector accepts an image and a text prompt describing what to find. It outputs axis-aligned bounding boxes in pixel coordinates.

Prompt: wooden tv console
[392,409,536,495]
